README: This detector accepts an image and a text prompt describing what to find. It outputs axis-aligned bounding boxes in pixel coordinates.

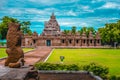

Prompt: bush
[35,63,79,71]
[66,64,79,71]
[34,62,109,79]
[109,75,117,80]
[82,63,109,79]
[109,75,120,80]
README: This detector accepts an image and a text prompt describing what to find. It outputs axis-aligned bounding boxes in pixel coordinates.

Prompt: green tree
[87,27,96,37]
[78,30,82,35]
[0,16,32,39]
[63,30,70,35]
[21,21,32,35]
[0,16,19,39]
[80,27,87,34]
[98,20,120,46]
[71,26,76,34]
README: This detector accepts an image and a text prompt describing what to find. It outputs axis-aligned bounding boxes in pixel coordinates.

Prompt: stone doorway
[46,40,51,46]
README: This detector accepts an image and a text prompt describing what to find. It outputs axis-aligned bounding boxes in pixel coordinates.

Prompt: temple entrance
[46,40,51,46]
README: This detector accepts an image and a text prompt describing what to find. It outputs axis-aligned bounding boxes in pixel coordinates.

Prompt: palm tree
[63,30,70,35]
[71,26,76,35]
[81,27,87,34]
[87,27,96,37]
[71,26,77,46]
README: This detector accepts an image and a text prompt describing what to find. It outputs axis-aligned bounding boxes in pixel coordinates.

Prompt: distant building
[22,13,101,47]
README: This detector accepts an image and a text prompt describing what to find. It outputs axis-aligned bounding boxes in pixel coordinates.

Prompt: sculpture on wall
[5,22,25,68]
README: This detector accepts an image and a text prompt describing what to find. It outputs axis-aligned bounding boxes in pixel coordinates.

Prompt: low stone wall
[38,71,102,80]
[0,65,102,80]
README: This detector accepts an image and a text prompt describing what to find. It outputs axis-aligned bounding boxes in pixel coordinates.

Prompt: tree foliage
[71,26,76,34]
[63,30,70,35]
[0,16,19,39]
[21,21,32,35]
[98,20,120,46]
[0,16,32,40]
[63,26,96,37]
[83,63,109,79]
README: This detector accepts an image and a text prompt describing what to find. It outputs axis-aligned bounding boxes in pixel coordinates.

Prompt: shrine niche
[88,31,94,46]
[81,32,87,46]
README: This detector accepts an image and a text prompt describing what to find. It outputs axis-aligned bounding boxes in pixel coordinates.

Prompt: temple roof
[42,13,60,36]
[81,32,87,39]
[96,32,101,39]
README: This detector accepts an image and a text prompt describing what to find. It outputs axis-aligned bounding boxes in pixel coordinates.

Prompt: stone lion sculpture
[5,22,25,68]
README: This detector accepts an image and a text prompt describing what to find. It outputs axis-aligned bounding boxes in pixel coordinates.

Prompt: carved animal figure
[8,58,25,68]
[5,22,24,68]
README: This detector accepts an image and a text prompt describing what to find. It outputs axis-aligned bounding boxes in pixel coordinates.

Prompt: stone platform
[0,65,30,80]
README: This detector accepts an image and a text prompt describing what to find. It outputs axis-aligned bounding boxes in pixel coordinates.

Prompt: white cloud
[58,18,89,27]
[30,17,48,22]
[82,6,94,12]
[26,8,44,14]
[29,0,59,5]
[67,10,77,16]
[77,5,94,13]
[81,23,88,26]
[95,17,119,22]
[99,2,120,9]
[25,8,58,16]
[91,0,102,3]
[9,8,22,15]
[82,6,89,10]
[28,0,78,5]
[0,8,23,16]
[60,22,74,26]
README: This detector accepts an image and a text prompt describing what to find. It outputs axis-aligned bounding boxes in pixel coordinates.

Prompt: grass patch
[0,48,34,58]
[46,49,120,76]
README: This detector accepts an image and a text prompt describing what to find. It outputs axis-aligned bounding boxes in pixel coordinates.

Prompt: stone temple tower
[42,13,60,36]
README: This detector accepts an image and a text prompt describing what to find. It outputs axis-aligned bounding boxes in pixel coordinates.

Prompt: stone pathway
[0,46,52,65]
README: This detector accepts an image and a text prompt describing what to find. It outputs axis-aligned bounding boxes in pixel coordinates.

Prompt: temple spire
[52,12,54,16]
[51,12,55,19]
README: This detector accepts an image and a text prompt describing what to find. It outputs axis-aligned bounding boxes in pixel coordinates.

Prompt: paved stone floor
[0,46,52,65]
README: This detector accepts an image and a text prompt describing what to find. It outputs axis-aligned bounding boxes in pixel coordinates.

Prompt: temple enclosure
[22,13,101,47]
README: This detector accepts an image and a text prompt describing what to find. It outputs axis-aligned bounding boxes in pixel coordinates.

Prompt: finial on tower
[52,12,54,16]
[51,12,55,19]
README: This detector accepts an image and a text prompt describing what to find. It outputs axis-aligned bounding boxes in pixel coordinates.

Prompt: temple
[22,13,101,47]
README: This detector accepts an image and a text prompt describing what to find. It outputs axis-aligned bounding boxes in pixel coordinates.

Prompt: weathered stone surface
[0,66,11,77]
[38,71,103,80]
[0,65,29,80]
[5,22,24,68]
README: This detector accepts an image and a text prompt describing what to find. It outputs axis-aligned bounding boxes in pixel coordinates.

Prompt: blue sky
[0,0,120,34]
